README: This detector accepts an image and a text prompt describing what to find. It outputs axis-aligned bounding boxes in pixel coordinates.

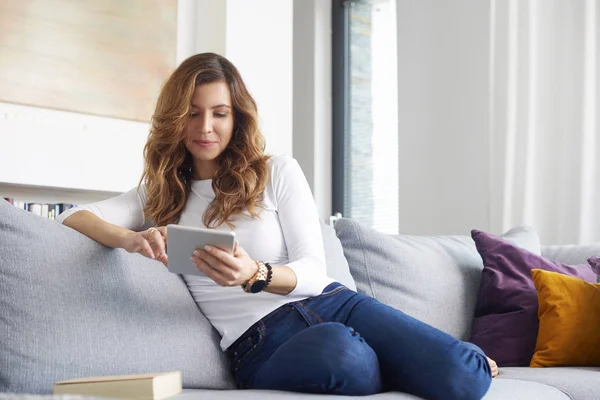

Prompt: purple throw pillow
[470,230,598,367]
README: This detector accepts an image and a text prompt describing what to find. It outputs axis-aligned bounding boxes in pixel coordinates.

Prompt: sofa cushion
[497,367,600,400]
[0,199,235,394]
[481,379,571,400]
[175,389,420,399]
[470,230,598,367]
[321,223,356,291]
[530,269,600,367]
[333,218,540,341]
[172,379,571,400]
[542,243,600,266]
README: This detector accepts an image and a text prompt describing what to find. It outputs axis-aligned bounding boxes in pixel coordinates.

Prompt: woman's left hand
[191,242,258,287]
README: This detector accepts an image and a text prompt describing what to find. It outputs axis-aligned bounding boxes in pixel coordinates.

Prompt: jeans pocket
[231,322,265,373]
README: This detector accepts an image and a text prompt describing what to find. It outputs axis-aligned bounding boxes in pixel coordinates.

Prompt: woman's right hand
[122,226,169,267]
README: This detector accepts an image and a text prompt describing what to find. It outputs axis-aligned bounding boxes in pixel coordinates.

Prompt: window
[332,0,399,234]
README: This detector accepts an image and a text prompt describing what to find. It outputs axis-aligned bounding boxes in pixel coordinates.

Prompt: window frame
[331,0,350,217]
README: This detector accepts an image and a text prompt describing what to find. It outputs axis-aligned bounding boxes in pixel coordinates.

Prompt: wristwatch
[242,261,273,293]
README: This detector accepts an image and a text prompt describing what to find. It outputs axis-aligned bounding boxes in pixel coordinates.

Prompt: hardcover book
[53,371,182,400]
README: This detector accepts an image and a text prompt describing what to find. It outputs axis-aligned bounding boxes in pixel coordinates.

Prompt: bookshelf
[1,182,123,220]
[0,182,121,206]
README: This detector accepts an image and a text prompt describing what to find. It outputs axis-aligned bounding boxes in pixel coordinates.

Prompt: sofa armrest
[542,243,600,265]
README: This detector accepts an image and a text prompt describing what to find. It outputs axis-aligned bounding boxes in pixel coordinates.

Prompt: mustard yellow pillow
[530,268,600,367]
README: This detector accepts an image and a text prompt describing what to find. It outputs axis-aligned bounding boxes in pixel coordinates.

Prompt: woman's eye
[214,113,228,118]
[190,113,198,118]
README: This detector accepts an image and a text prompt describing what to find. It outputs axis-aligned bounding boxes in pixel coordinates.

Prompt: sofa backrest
[0,200,235,394]
[321,223,357,291]
[334,218,542,341]
[334,218,483,341]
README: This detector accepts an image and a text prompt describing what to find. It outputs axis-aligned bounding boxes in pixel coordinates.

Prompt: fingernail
[204,245,212,251]
[193,250,200,256]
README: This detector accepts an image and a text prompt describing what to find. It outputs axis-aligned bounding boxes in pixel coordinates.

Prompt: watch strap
[242,261,272,293]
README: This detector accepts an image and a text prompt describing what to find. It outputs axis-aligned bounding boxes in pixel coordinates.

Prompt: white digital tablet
[166,224,236,276]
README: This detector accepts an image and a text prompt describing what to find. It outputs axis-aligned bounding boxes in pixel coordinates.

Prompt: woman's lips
[193,140,217,148]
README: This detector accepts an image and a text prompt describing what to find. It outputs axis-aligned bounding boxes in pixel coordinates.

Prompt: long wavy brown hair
[139,53,270,228]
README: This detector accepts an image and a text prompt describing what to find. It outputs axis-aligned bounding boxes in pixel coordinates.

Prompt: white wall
[396,0,491,235]
[292,0,332,222]
[0,103,148,193]
[225,0,293,157]
[179,0,227,60]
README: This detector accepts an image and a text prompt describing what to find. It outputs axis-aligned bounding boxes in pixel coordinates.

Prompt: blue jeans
[226,282,491,400]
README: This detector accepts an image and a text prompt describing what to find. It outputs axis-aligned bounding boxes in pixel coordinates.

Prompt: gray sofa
[0,198,598,400]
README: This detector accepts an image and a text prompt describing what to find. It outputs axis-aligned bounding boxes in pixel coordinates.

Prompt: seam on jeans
[288,303,313,327]
[351,219,376,298]
[317,285,346,298]
[298,301,324,324]
[236,321,266,370]
[302,285,346,303]
[342,292,369,326]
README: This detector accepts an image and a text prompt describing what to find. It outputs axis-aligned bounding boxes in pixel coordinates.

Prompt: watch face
[249,280,267,293]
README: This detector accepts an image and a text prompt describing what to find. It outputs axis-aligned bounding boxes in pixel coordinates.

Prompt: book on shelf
[53,371,182,400]
[2,198,75,220]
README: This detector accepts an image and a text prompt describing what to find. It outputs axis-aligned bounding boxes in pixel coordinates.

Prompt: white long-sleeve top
[57,155,335,350]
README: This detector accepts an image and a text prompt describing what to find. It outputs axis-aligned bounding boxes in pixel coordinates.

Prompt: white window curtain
[489,0,600,244]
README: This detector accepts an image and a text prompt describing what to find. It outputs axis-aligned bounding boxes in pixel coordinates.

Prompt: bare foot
[487,357,499,377]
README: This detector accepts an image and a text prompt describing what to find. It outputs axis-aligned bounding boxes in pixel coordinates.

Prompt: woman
[57,53,497,400]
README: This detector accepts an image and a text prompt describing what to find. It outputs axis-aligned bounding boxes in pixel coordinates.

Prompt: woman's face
[184,81,234,171]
